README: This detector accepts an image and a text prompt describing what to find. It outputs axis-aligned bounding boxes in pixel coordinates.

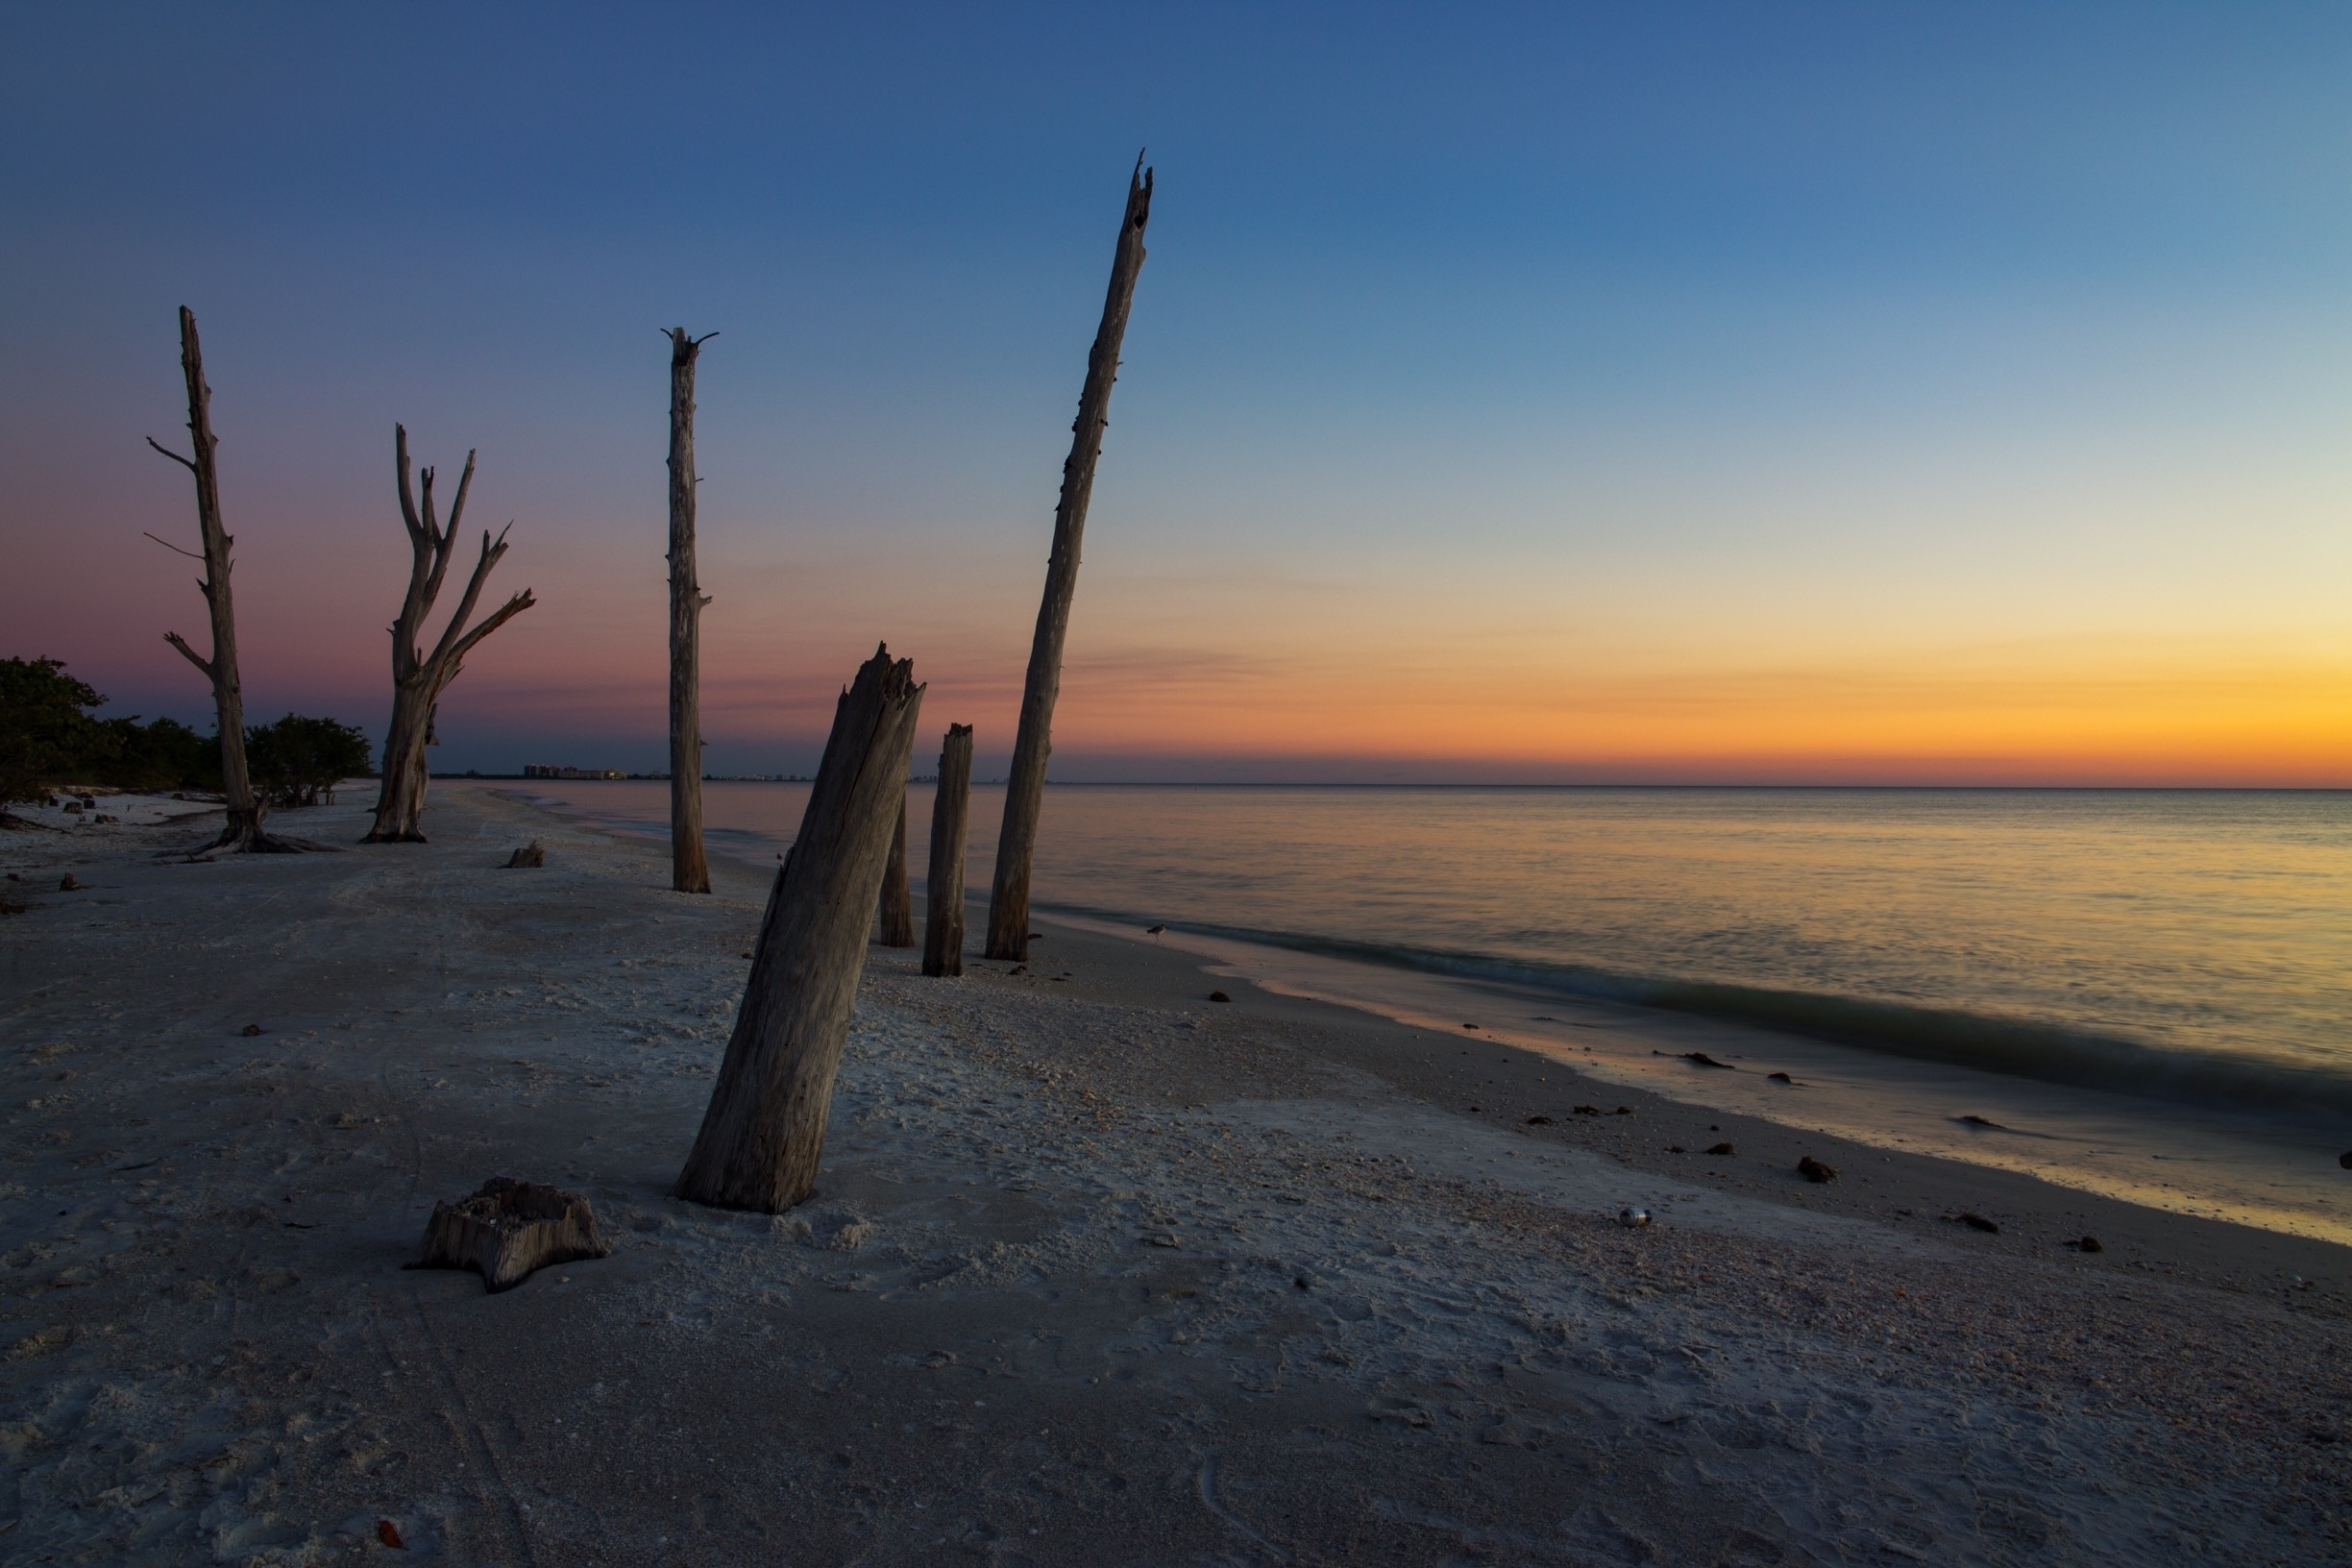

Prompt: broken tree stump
[675,645,925,1213]
[406,1177,611,1292]
[922,723,973,977]
[503,840,546,868]
[876,796,914,946]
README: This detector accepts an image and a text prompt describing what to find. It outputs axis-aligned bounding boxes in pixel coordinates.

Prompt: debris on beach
[1573,1104,1601,1115]
[1957,1115,2006,1129]
[376,1519,405,1550]
[1618,1208,1650,1228]
[1797,1155,1839,1183]
[406,1177,612,1292]
[1707,1141,1735,1156]
[1951,1212,2000,1234]
[503,841,546,868]
[59,873,84,891]
[2065,1236,2104,1253]
[1681,1051,1733,1068]
[1209,991,1231,1003]
[1525,1115,1554,1125]
[2340,1151,2352,1170]
[1768,1071,1796,1084]
[240,1023,263,1037]
[1613,1106,1632,1115]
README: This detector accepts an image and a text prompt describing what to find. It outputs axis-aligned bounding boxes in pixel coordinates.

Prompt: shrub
[0,657,112,807]
[95,715,219,793]
[246,713,372,808]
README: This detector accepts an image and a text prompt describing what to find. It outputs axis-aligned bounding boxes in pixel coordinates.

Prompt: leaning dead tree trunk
[364,427,536,843]
[923,723,974,977]
[876,798,914,945]
[676,645,925,1213]
[146,306,282,853]
[986,156,1154,961]
[667,328,716,894]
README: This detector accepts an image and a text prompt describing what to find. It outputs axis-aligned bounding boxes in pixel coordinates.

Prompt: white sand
[3,787,2348,1565]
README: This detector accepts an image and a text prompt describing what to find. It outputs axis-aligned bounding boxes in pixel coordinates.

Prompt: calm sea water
[492,780,2352,1233]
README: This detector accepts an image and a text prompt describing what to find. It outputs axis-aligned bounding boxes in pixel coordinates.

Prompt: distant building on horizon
[522,764,626,780]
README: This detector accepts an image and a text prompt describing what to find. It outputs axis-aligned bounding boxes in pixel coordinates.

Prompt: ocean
[488,779,2352,1241]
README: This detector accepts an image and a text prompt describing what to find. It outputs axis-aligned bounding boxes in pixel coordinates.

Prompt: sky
[3,2,2347,784]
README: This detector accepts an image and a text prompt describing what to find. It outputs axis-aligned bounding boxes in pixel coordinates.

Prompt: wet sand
[3,786,2349,1565]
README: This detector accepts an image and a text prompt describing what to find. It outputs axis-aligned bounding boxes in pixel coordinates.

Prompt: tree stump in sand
[407,1177,611,1292]
[503,841,545,868]
[922,723,973,977]
[876,797,915,946]
[676,646,925,1213]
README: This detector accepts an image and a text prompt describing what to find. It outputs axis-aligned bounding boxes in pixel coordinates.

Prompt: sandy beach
[5,785,2350,1566]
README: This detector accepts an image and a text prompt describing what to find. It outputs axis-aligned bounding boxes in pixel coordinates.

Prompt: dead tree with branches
[986,155,1154,960]
[145,306,290,853]
[363,427,536,843]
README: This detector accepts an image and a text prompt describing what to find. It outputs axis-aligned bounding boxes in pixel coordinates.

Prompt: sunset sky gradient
[4,3,2348,783]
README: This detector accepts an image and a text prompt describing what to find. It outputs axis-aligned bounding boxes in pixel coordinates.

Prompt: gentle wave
[1042,902,2352,1119]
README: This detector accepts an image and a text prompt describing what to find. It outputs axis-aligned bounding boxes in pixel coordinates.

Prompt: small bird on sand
[1144,923,1165,936]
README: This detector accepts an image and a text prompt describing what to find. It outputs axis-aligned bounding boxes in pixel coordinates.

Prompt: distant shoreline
[453,773,2352,794]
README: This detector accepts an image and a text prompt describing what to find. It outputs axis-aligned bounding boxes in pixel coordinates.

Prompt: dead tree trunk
[876,797,914,945]
[986,156,1153,961]
[676,645,924,1213]
[364,427,536,843]
[923,723,974,977]
[667,328,716,894]
[146,306,280,852]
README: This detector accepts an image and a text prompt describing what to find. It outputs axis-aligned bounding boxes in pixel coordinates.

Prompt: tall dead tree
[363,428,536,843]
[986,156,1154,961]
[923,723,974,977]
[676,645,925,1213]
[876,799,914,945]
[147,307,283,852]
[667,328,716,894]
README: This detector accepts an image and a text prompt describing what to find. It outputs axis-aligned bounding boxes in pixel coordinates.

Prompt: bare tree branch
[143,530,205,561]
[425,525,513,672]
[163,630,214,681]
[145,437,197,473]
[443,588,535,670]
[395,425,426,541]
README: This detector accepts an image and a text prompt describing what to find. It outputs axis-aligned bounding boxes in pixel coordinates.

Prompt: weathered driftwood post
[667,328,716,894]
[876,799,915,945]
[676,645,924,1213]
[364,428,536,843]
[984,157,1154,962]
[146,306,280,852]
[923,723,974,977]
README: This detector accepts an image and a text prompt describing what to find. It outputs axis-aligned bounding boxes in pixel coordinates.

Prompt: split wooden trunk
[922,723,974,977]
[675,645,924,1213]
[408,1177,611,1292]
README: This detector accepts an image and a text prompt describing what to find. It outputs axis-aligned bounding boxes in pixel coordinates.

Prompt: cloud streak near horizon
[3,4,2347,785]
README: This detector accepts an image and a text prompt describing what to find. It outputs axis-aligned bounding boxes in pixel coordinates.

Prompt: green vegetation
[0,657,110,807]
[0,655,371,812]
[246,714,372,807]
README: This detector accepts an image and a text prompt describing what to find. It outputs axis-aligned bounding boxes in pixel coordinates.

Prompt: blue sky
[4,3,2347,780]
